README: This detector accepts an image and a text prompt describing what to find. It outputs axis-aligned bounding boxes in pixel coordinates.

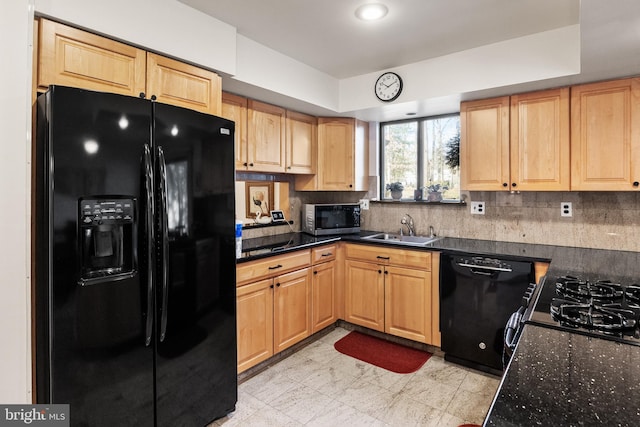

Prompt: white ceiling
[179,0,640,121]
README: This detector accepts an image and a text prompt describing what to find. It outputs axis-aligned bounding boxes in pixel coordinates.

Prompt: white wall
[339,25,581,113]
[0,0,33,403]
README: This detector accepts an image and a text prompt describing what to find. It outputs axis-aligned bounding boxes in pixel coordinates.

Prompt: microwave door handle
[143,144,154,347]
[158,146,169,343]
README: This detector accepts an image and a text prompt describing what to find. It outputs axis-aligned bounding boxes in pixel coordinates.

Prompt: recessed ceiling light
[355,3,388,21]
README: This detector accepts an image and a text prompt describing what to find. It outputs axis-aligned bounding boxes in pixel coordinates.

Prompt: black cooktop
[528,273,640,346]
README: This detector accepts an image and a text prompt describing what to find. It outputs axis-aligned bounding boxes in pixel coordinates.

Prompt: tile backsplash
[364,191,640,252]
[238,173,639,252]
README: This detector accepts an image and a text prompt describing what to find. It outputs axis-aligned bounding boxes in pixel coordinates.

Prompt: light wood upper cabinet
[570,78,640,191]
[296,117,368,191]
[510,88,570,191]
[146,53,221,116]
[37,18,222,115]
[461,89,570,191]
[286,111,317,174]
[221,92,248,169]
[37,18,146,96]
[247,100,286,173]
[460,96,510,191]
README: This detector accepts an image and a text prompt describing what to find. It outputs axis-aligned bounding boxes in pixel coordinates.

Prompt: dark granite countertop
[484,324,640,426]
[238,231,558,264]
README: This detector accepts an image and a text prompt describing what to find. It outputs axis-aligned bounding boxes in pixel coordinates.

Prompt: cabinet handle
[634,181,639,187]
[287,166,291,169]
[349,184,353,188]
[511,182,517,187]
[376,256,390,260]
[139,92,146,99]
[270,284,274,289]
[276,282,281,287]
[249,162,254,167]
[268,264,283,270]
[384,270,388,275]
[313,271,318,275]
[321,252,333,257]
[378,269,382,274]
[243,162,248,166]
[502,183,508,187]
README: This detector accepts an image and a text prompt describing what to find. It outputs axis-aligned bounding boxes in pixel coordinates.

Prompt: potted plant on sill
[386,182,404,200]
[426,183,447,202]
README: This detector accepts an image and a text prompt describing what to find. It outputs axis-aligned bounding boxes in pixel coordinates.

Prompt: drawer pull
[321,252,333,257]
[268,264,283,270]
[376,256,390,260]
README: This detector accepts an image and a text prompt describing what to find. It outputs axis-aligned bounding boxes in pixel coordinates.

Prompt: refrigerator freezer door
[35,86,154,426]
[153,103,237,426]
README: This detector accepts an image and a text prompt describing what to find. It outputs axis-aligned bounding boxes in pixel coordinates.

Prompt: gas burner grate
[555,276,624,302]
[626,285,640,307]
[551,299,637,332]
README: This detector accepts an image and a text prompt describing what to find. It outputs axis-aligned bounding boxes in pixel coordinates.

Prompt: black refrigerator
[35,86,237,426]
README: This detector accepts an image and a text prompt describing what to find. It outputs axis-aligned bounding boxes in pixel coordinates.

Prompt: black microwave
[302,203,361,236]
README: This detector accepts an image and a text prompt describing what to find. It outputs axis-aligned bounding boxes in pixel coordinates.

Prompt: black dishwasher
[440,253,534,374]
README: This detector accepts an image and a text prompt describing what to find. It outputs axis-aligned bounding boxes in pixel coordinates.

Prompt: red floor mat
[334,331,432,374]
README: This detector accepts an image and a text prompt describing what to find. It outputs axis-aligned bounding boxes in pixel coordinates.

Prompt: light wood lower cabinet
[311,245,337,332]
[236,250,314,373]
[344,244,435,345]
[344,259,385,331]
[273,268,312,353]
[236,278,273,373]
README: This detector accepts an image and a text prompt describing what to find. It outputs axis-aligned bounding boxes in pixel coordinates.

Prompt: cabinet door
[344,260,384,331]
[273,268,311,353]
[460,96,510,191]
[311,261,336,333]
[317,118,355,190]
[571,78,640,191]
[37,18,146,96]
[248,100,286,172]
[286,111,317,174]
[510,88,570,191]
[237,278,273,373]
[222,92,248,170]
[384,266,431,344]
[146,53,221,115]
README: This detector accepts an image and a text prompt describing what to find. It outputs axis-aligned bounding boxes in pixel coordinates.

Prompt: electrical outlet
[561,202,572,217]
[470,201,485,215]
[359,199,369,210]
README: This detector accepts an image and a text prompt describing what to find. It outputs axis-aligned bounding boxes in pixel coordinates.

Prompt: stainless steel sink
[362,233,443,247]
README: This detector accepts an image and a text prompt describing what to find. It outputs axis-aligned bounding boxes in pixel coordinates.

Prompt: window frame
[379,113,460,201]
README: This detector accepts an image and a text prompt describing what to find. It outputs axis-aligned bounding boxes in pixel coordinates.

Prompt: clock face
[375,72,403,102]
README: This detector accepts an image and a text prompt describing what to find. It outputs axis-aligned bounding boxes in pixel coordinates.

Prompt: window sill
[372,199,466,206]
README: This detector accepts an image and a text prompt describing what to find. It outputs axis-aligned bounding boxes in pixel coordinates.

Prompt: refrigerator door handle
[143,144,155,347]
[158,146,169,342]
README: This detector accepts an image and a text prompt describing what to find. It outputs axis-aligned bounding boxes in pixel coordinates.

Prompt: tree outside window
[381,115,460,201]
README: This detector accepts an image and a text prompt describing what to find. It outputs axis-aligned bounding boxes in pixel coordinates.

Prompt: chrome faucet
[401,214,415,236]
[429,225,436,238]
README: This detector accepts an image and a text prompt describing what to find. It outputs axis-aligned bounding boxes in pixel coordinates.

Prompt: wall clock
[375,72,403,102]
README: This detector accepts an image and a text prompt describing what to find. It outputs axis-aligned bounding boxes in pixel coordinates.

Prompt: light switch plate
[470,201,485,215]
[359,199,369,210]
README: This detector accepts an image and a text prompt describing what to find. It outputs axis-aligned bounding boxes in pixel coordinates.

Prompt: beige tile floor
[213,327,500,426]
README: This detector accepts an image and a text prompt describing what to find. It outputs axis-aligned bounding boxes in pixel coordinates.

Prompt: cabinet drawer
[345,244,431,270]
[237,250,310,285]
[312,244,337,264]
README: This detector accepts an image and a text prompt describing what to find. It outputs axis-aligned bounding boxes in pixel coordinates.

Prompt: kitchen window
[380,114,460,201]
